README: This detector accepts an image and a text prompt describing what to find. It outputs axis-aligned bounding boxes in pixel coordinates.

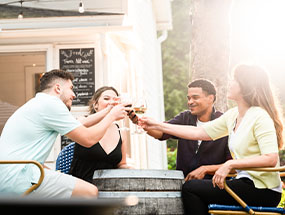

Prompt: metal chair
[0,160,45,196]
[208,166,285,215]
[55,142,75,174]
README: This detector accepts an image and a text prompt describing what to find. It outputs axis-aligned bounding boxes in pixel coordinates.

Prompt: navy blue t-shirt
[160,108,231,178]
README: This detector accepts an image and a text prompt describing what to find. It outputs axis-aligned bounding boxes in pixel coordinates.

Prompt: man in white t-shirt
[0,69,126,198]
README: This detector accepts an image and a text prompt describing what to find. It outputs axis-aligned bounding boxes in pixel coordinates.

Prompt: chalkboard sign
[59,48,95,106]
[61,135,73,149]
[59,48,95,148]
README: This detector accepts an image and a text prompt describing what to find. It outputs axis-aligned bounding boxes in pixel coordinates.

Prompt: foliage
[167,148,177,170]
[280,150,285,166]
[278,189,285,208]
[162,0,191,151]
[162,0,191,121]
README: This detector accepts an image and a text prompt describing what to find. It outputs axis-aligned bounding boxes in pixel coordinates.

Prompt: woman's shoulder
[248,106,271,119]
[110,123,123,140]
[224,106,269,118]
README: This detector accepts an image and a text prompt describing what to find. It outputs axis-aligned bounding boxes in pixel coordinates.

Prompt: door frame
[0,44,53,72]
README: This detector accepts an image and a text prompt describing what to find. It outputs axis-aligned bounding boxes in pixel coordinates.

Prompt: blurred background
[1,0,285,170]
[163,0,285,169]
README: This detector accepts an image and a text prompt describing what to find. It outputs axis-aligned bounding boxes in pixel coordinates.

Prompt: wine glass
[132,96,147,134]
[118,93,132,131]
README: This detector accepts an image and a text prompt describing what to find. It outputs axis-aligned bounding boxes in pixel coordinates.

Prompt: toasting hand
[138,116,161,130]
[109,103,128,121]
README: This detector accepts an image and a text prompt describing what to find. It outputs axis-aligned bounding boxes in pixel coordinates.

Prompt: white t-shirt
[229,120,282,193]
[196,119,207,153]
[0,93,81,194]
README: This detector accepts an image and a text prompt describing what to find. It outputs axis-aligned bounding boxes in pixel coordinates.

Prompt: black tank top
[69,124,122,183]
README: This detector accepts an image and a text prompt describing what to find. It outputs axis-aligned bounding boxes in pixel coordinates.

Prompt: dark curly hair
[188,79,216,102]
[39,69,74,92]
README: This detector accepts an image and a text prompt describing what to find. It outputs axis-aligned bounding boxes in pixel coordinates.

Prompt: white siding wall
[0,0,170,170]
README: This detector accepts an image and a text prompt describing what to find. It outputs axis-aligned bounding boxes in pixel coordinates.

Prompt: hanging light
[78,1,84,13]
[18,11,23,19]
[18,0,24,19]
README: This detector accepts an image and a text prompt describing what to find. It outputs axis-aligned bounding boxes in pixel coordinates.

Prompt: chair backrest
[55,142,75,174]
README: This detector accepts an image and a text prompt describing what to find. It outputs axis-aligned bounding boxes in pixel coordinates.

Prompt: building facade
[0,0,172,170]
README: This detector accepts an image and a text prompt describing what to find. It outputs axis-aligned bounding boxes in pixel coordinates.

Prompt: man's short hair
[40,69,74,92]
[188,79,216,102]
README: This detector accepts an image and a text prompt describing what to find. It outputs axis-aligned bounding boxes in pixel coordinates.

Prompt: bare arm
[78,105,112,128]
[140,117,212,141]
[66,104,126,148]
[145,128,164,139]
[128,111,164,139]
[185,164,223,181]
[117,130,133,169]
[229,153,278,169]
[212,153,278,189]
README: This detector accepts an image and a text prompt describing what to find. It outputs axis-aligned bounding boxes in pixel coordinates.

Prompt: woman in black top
[69,86,131,183]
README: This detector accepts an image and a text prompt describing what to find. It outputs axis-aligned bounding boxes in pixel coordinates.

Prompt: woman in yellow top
[140,64,284,215]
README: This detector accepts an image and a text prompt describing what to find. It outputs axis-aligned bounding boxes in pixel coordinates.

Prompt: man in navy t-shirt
[146,79,231,180]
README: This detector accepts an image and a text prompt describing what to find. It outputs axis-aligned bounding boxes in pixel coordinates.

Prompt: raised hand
[138,116,161,130]
[109,103,127,121]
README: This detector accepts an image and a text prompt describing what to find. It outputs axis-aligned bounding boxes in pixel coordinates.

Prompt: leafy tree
[167,148,177,170]
[161,0,191,150]
[162,1,285,171]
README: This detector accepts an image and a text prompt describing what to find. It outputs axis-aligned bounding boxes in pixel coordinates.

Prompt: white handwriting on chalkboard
[63,59,74,64]
[61,49,94,59]
[72,49,94,58]
[82,59,90,63]
[79,78,87,82]
[60,50,72,59]
[75,58,81,64]
[77,92,89,97]
[60,48,95,106]
[75,58,91,64]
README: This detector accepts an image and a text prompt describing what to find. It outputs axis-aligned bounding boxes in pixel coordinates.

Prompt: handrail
[0,160,45,196]
[236,165,285,172]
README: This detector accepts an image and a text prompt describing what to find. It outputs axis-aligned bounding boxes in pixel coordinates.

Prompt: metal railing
[0,160,45,195]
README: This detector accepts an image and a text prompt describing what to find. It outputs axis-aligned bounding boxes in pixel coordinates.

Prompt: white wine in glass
[133,97,147,134]
[133,107,147,115]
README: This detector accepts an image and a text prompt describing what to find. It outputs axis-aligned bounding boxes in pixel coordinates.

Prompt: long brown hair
[234,64,284,149]
[88,86,119,114]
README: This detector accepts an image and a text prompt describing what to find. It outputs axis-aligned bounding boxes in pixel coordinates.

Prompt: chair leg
[224,182,255,215]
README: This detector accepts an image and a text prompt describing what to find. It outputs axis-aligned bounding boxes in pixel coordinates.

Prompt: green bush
[167,148,177,170]
[278,189,285,208]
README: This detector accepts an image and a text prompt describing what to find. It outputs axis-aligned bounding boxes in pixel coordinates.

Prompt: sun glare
[230,0,285,72]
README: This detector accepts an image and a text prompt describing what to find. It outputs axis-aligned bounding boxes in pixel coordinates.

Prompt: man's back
[0,93,80,194]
